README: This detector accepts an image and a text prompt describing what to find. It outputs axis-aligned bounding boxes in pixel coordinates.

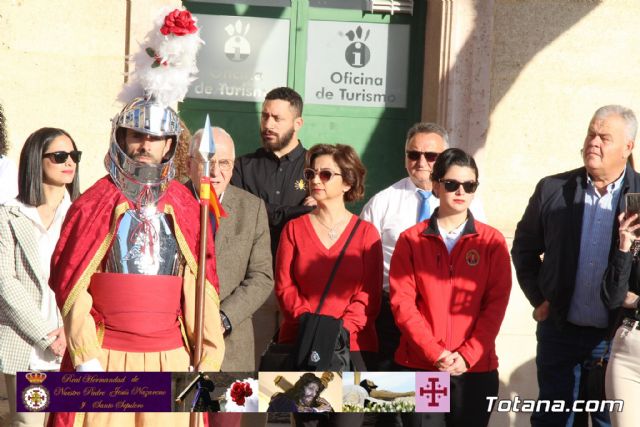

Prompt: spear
[191,115,215,427]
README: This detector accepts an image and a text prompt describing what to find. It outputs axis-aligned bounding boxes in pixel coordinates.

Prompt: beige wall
[488,0,640,236]
[0,0,180,190]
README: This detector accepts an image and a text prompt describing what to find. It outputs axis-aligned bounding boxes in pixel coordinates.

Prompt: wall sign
[188,14,290,102]
[305,21,410,108]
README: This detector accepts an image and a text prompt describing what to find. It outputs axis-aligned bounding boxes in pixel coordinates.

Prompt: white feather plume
[120,7,203,107]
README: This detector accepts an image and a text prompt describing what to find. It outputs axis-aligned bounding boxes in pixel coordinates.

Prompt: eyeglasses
[303,168,342,182]
[210,159,233,172]
[406,151,439,162]
[438,179,479,193]
[42,150,82,164]
[193,157,233,172]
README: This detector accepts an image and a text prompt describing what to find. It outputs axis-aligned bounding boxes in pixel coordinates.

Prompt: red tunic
[275,214,383,352]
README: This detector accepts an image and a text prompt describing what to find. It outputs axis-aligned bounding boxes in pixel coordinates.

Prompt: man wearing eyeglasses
[512,105,640,427]
[361,122,485,375]
[185,126,271,427]
[185,126,273,372]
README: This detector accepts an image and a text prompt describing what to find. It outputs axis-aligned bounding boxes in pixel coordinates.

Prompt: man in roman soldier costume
[48,8,224,426]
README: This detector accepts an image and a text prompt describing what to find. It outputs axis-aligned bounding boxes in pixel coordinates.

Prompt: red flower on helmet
[160,9,197,36]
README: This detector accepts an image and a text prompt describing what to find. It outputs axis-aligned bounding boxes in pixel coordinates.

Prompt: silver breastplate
[104,207,182,275]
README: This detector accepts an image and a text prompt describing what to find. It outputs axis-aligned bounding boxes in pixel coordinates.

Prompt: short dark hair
[0,104,7,157]
[306,144,366,202]
[265,87,303,117]
[17,127,81,206]
[430,148,479,182]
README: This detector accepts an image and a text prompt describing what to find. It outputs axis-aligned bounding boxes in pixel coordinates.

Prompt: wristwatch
[220,312,232,337]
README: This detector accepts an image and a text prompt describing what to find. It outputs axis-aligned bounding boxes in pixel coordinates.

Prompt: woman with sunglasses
[0,127,80,426]
[275,144,382,426]
[389,148,511,427]
[275,143,382,368]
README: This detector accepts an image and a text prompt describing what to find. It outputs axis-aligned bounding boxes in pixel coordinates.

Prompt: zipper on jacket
[447,262,453,349]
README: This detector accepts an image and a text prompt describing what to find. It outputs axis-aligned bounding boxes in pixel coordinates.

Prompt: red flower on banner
[160,9,197,36]
[230,381,253,406]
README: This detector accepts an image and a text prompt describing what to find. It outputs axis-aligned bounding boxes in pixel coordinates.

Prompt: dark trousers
[532,318,611,427]
[376,291,402,371]
[402,370,498,427]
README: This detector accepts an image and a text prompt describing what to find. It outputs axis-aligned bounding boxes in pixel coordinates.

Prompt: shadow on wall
[457,1,602,155]
[359,1,603,209]
[181,2,604,211]
[492,358,537,427]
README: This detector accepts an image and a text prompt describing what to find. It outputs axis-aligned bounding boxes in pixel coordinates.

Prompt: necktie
[417,190,432,222]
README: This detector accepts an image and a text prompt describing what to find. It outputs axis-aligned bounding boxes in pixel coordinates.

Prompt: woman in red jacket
[390,148,511,427]
[275,143,383,372]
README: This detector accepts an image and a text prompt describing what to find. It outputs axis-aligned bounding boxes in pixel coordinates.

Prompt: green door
[181,0,425,208]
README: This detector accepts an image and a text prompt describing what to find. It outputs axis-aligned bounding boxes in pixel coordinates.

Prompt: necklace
[314,213,350,241]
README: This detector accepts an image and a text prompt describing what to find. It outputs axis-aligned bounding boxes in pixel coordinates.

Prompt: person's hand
[618,212,640,252]
[434,349,452,371]
[313,397,333,412]
[623,291,640,309]
[47,327,66,357]
[303,196,317,207]
[533,300,550,322]
[440,351,468,376]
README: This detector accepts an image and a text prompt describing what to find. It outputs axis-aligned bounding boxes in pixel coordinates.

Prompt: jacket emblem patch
[294,179,306,191]
[465,249,480,266]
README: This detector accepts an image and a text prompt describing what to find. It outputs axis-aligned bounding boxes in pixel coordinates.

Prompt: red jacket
[389,212,511,372]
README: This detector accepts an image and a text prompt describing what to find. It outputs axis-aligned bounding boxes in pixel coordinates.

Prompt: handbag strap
[314,218,362,314]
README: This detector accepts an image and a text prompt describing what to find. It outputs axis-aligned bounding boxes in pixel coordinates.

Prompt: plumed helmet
[113,95,182,138]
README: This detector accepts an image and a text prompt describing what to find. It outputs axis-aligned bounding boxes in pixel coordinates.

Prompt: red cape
[50,175,219,324]
[47,177,219,427]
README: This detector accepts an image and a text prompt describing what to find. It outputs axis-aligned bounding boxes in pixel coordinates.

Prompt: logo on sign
[22,372,50,412]
[416,372,450,413]
[224,20,251,62]
[344,26,371,68]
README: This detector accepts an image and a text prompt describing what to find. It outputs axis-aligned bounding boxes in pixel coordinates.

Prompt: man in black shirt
[231,87,316,362]
[231,86,316,255]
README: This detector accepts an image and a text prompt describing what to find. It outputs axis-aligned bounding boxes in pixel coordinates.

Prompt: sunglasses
[42,150,82,164]
[406,151,439,162]
[303,168,342,182]
[438,179,479,193]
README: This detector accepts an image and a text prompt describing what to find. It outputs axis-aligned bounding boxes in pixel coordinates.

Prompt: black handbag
[259,336,295,371]
[294,219,362,372]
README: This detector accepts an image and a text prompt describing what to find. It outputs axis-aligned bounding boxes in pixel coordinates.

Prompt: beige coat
[0,206,56,375]
[215,185,273,371]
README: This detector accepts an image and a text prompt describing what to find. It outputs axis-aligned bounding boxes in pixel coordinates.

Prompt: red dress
[275,214,383,352]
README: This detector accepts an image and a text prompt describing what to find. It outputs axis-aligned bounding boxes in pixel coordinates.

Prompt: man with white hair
[186,126,273,372]
[512,105,640,427]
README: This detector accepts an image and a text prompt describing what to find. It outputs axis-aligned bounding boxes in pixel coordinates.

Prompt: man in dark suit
[512,105,639,427]
[186,126,273,372]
